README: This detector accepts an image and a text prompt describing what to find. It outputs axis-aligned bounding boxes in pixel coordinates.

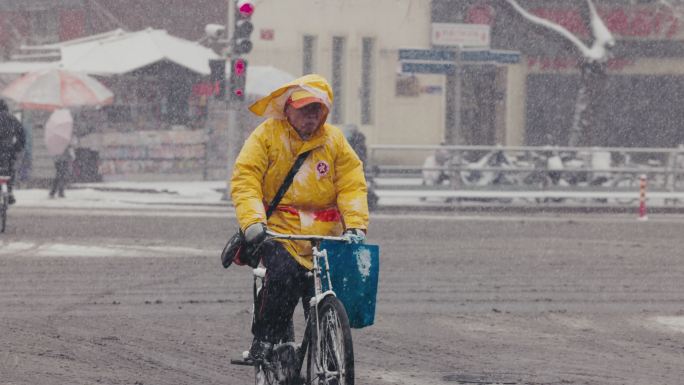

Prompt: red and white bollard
[638,174,648,221]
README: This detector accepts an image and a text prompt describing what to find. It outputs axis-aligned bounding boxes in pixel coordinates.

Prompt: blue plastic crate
[319,241,380,329]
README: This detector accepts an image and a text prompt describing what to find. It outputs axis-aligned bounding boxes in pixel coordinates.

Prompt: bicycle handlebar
[265,229,350,243]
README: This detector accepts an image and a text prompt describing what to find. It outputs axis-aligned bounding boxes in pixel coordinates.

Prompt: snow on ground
[13,181,228,210]
[654,317,684,333]
[0,240,211,258]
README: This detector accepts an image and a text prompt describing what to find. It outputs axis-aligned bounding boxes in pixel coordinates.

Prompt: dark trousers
[50,160,69,197]
[252,241,313,344]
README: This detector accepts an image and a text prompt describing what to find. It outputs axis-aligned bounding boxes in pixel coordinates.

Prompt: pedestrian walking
[49,144,74,198]
[0,99,26,205]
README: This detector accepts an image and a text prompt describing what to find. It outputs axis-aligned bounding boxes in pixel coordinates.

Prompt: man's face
[285,103,326,140]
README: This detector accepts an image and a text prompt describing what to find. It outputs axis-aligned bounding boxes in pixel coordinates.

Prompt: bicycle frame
[254,230,351,383]
[0,175,10,233]
[298,242,336,376]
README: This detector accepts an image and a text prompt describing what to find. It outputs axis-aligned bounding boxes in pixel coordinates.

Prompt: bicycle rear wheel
[255,362,279,385]
[254,344,299,385]
[613,177,639,205]
[0,195,7,233]
[307,296,354,385]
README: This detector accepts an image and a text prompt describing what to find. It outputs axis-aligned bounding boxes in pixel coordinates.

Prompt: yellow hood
[249,74,334,119]
[231,118,369,269]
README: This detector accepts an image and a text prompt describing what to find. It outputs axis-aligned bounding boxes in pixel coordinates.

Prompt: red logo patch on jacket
[315,160,330,178]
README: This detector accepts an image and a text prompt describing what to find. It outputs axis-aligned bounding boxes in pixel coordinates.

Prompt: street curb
[43,185,684,214]
[70,185,180,194]
[372,204,684,214]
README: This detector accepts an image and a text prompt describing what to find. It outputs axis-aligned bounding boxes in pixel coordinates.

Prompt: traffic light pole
[216,0,253,197]
[225,0,239,188]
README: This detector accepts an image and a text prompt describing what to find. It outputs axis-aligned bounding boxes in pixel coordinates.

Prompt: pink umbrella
[44,109,73,156]
[2,68,113,110]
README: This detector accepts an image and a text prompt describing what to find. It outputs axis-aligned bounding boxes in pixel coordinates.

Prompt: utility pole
[224,0,254,190]
[225,0,238,185]
[444,47,462,145]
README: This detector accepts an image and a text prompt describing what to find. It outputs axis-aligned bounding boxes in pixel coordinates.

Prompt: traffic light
[229,58,248,101]
[233,0,255,55]
[209,58,226,99]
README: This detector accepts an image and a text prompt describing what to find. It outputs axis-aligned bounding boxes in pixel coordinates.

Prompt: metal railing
[367,144,684,204]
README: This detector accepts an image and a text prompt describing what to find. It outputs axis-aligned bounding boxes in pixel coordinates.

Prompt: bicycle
[0,174,10,233]
[232,230,357,385]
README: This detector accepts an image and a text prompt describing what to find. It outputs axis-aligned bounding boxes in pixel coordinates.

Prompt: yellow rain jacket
[231,74,369,269]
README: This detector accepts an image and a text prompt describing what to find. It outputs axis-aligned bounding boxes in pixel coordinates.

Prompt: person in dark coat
[343,124,379,210]
[49,145,74,199]
[0,99,26,205]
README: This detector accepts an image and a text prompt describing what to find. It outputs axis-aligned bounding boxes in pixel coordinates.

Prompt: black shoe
[7,194,15,205]
[247,339,272,362]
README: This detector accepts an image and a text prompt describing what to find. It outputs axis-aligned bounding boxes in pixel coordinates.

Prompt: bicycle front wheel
[307,296,354,385]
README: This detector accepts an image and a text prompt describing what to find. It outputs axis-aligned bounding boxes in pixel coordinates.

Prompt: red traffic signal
[237,0,254,17]
[234,0,255,55]
[229,58,248,101]
[234,58,246,76]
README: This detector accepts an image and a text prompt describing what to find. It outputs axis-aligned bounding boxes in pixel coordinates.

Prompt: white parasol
[2,68,113,110]
[226,65,296,96]
[44,109,74,156]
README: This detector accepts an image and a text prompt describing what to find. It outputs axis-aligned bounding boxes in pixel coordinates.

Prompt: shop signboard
[431,23,490,48]
[398,48,521,75]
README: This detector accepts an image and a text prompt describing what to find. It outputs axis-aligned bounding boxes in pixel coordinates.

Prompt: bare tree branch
[506,0,592,57]
[507,0,616,146]
[586,0,615,61]
[506,0,614,62]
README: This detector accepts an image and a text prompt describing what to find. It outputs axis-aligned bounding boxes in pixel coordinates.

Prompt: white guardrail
[367,144,684,206]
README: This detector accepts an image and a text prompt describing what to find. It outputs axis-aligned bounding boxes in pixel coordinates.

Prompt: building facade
[250,0,684,149]
[0,0,228,58]
[248,0,445,149]
[247,0,527,151]
[435,0,684,148]
[5,0,684,171]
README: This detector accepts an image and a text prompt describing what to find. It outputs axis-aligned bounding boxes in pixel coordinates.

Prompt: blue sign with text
[460,49,521,64]
[400,62,456,74]
[399,48,521,66]
[398,49,456,62]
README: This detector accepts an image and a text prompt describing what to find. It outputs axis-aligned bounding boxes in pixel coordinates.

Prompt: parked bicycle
[232,230,360,385]
[611,153,665,205]
[0,174,10,232]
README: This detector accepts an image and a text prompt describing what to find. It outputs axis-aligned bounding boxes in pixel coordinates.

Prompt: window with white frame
[302,35,317,75]
[360,37,375,125]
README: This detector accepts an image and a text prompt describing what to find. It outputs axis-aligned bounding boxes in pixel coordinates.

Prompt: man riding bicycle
[0,99,25,205]
[230,74,369,361]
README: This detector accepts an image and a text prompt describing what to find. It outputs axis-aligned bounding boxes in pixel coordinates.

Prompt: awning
[60,28,220,75]
[1,28,220,77]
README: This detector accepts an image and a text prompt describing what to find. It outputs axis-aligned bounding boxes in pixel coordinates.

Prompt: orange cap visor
[287,89,325,109]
